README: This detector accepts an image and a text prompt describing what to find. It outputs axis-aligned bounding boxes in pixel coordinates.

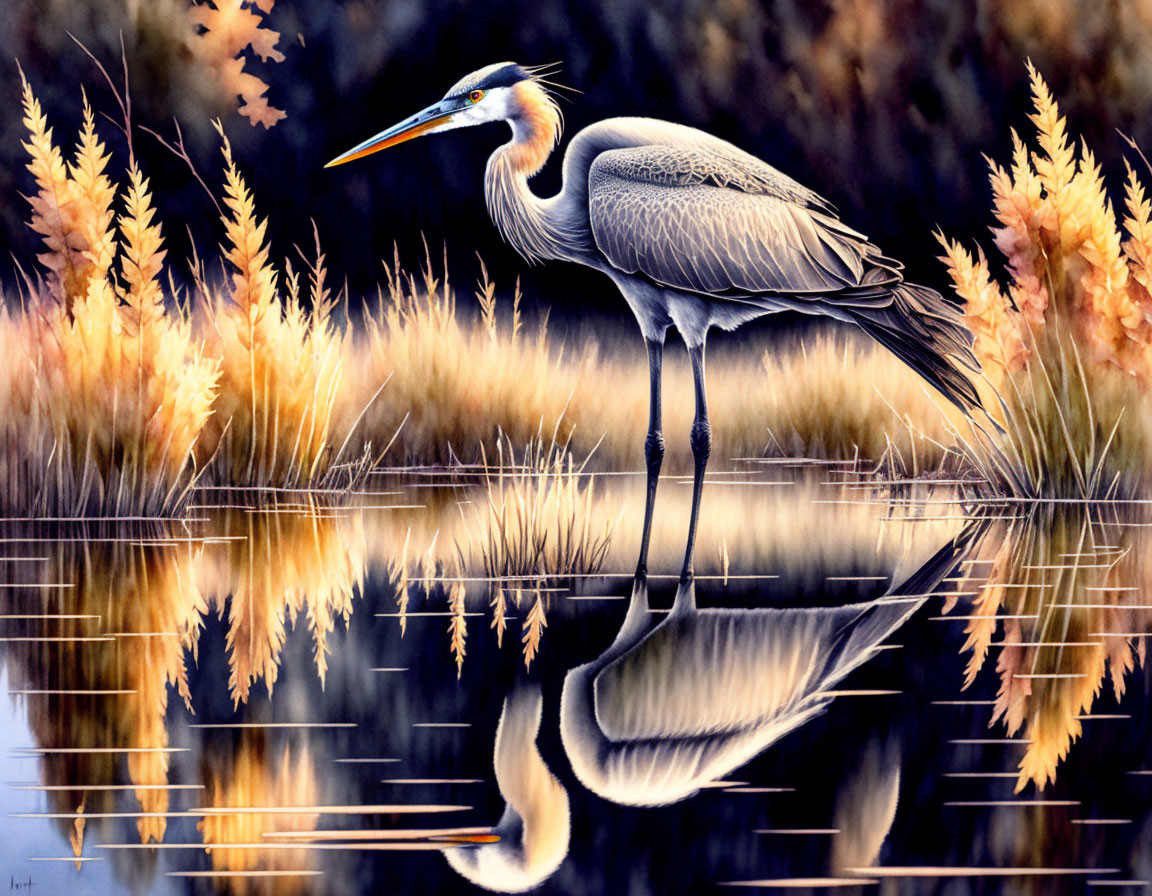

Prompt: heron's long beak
[325,101,454,168]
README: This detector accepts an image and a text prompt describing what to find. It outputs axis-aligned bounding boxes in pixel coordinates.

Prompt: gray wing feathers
[592,142,832,208]
[584,138,982,412]
[589,146,894,299]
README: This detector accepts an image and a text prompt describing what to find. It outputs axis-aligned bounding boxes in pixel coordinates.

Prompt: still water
[0,461,1149,894]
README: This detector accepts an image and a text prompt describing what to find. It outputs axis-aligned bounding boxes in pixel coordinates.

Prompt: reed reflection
[948,503,1152,791]
[559,521,985,806]
[197,730,320,891]
[0,499,366,877]
[1,532,204,853]
[197,499,367,704]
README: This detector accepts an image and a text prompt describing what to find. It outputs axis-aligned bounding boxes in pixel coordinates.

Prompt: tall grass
[360,249,588,466]
[4,76,219,516]
[758,332,963,472]
[939,63,1152,498]
[358,249,955,475]
[465,432,616,582]
[195,125,371,489]
[3,77,382,517]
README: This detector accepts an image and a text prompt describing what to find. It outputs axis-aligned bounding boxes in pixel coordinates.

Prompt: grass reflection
[197,499,367,705]
[197,732,320,891]
[950,503,1152,791]
[2,533,203,849]
[0,499,366,866]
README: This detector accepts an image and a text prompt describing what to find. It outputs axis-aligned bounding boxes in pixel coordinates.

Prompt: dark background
[4,0,1152,324]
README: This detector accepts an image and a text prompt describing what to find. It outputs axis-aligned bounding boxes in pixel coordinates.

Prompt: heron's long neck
[485,82,568,263]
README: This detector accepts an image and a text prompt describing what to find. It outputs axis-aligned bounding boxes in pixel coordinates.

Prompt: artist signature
[9,877,35,892]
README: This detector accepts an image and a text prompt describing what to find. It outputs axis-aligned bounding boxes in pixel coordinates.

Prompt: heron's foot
[672,576,696,615]
[634,561,648,585]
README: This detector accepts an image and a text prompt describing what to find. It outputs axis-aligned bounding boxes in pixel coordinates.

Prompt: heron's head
[325,62,562,169]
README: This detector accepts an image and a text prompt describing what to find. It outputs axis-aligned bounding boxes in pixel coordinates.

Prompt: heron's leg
[679,342,711,586]
[635,335,665,584]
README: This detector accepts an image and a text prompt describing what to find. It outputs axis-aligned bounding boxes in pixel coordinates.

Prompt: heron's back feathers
[588,145,900,298]
[581,135,981,412]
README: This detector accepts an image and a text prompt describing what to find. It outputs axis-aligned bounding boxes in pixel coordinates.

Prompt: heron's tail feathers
[849,282,982,415]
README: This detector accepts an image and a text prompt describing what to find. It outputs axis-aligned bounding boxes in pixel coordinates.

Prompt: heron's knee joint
[690,421,711,463]
[644,431,665,470]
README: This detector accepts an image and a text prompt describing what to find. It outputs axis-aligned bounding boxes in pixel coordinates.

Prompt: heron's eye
[469,90,484,104]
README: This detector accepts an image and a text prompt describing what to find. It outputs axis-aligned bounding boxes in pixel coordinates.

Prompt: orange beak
[325,103,455,168]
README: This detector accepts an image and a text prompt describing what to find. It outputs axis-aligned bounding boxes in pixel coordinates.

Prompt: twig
[68,31,134,166]
[1118,130,1152,181]
[141,118,225,219]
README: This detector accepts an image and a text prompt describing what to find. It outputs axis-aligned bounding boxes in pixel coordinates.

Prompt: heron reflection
[560,521,985,806]
[444,685,570,893]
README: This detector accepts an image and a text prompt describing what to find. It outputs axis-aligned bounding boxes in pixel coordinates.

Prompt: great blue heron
[327,63,980,590]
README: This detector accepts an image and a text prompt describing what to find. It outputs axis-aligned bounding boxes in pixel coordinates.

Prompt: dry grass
[195,126,372,489]
[2,77,385,516]
[360,249,587,466]
[757,332,961,472]
[939,63,1152,498]
[458,433,615,673]
[4,76,220,516]
[463,433,616,582]
[358,250,956,475]
[369,432,616,675]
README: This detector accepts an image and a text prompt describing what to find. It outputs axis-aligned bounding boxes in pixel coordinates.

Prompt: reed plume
[939,63,1152,497]
[7,78,219,517]
[20,74,115,307]
[196,126,363,488]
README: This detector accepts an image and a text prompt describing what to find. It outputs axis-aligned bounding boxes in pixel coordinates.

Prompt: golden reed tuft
[2,77,379,515]
[195,125,360,488]
[939,63,1152,497]
[4,75,219,517]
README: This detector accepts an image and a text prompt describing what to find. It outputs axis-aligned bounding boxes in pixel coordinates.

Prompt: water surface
[1,463,1149,894]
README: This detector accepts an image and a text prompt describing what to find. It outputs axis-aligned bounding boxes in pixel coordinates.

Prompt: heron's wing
[588,145,899,299]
